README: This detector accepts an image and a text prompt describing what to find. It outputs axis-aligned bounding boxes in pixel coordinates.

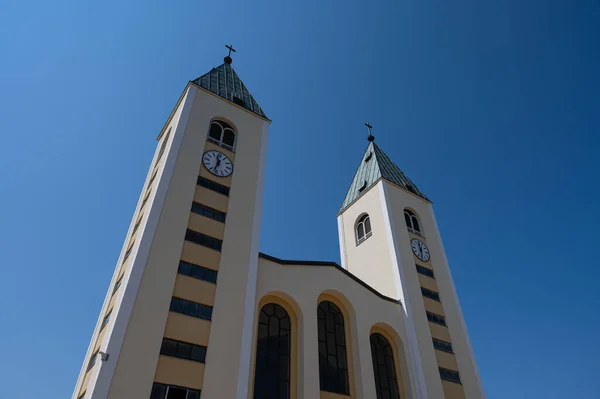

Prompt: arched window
[370,333,400,399]
[403,209,421,235]
[317,301,349,394]
[253,303,291,399]
[207,120,236,151]
[356,214,372,245]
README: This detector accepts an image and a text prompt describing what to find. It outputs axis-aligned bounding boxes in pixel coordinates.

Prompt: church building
[73,49,485,399]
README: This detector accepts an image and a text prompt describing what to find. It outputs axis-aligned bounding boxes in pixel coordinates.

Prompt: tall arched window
[370,333,400,399]
[403,209,421,235]
[208,120,236,151]
[253,303,291,399]
[356,214,372,245]
[317,301,349,395]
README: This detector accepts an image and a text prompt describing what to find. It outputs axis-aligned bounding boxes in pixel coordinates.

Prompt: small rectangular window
[197,176,230,196]
[170,297,213,321]
[432,338,454,353]
[178,261,218,284]
[426,311,447,326]
[358,181,367,193]
[439,367,461,384]
[191,202,226,223]
[159,338,206,363]
[151,383,201,399]
[123,243,134,263]
[86,350,99,372]
[141,190,151,209]
[232,96,245,107]
[421,287,441,302]
[148,169,158,187]
[416,264,434,278]
[364,152,373,163]
[132,220,141,236]
[100,310,112,332]
[112,274,123,296]
[185,229,222,252]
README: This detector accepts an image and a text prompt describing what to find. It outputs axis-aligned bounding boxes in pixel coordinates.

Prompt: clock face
[202,150,233,177]
[411,238,430,262]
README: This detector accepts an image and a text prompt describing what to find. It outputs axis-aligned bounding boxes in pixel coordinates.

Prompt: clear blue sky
[1,0,598,398]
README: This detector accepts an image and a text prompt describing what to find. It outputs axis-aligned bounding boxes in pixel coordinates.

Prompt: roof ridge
[192,62,268,119]
[339,141,428,212]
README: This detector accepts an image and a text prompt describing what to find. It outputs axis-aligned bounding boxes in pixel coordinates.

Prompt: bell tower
[72,48,271,399]
[337,128,485,398]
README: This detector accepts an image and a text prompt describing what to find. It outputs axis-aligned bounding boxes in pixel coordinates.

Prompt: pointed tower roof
[340,141,429,211]
[192,59,268,119]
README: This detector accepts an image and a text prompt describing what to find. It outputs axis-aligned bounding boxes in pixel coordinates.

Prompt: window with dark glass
[123,243,134,263]
[207,120,236,151]
[439,367,461,384]
[358,180,367,193]
[416,264,434,278]
[78,392,86,399]
[253,303,291,399]
[191,202,226,223]
[185,229,222,251]
[86,350,99,372]
[317,301,349,394]
[141,190,151,209]
[404,209,422,235]
[150,382,200,399]
[177,260,218,284]
[356,214,372,245]
[100,310,112,331]
[432,338,454,353]
[232,96,245,107]
[169,297,213,321]
[156,128,171,163]
[421,287,440,302]
[197,176,230,196]
[112,274,123,296]
[426,311,447,326]
[160,338,206,363]
[370,333,400,399]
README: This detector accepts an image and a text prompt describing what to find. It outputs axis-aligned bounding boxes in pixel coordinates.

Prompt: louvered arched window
[317,301,349,394]
[208,120,236,151]
[356,214,372,245]
[403,209,422,235]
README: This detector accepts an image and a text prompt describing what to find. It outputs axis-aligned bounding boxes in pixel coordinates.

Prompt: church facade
[73,53,485,399]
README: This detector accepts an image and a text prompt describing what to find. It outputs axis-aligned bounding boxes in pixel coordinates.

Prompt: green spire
[340,141,428,211]
[192,62,268,119]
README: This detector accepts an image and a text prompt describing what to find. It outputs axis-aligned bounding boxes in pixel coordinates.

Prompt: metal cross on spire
[224,44,236,64]
[365,122,375,142]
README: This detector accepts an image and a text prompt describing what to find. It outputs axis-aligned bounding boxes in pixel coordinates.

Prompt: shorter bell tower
[337,128,485,399]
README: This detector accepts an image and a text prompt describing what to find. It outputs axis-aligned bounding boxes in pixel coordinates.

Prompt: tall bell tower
[72,48,271,399]
[337,129,485,398]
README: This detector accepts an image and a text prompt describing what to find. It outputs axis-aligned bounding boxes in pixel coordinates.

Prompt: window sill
[356,232,372,246]
[207,137,235,153]
[408,228,423,237]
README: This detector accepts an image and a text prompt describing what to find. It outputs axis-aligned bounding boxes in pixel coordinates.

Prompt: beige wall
[252,257,418,399]
[385,182,482,398]
[339,182,397,299]
[154,355,205,390]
